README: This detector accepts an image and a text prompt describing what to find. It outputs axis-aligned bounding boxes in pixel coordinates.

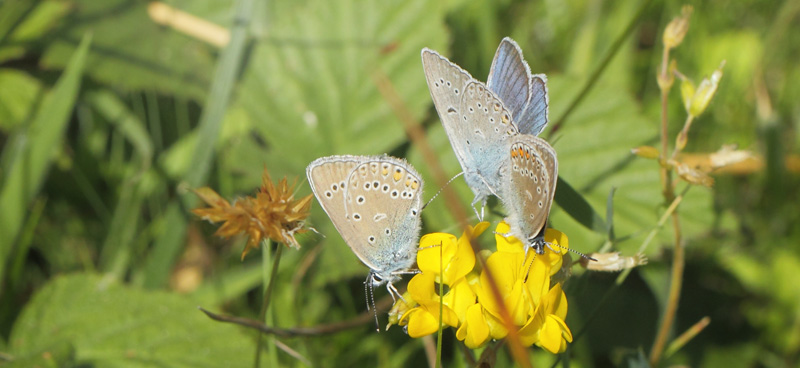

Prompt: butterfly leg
[471,195,486,221]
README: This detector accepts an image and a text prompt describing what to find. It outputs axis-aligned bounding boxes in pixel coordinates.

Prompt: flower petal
[404,308,439,338]
[537,315,565,353]
[495,221,525,253]
[408,272,437,303]
[442,278,476,322]
[456,303,490,348]
[418,233,458,276]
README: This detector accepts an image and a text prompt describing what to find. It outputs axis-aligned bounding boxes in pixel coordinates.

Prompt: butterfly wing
[343,157,424,277]
[421,48,475,168]
[487,37,532,122]
[307,155,369,252]
[455,81,519,201]
[514,74,549,136]
[486,38,549,136]
[502,135,558,245]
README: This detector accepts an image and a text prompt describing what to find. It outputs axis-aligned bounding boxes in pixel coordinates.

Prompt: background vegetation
[0,0,798,366]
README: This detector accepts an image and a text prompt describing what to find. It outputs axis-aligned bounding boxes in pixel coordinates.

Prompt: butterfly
[421,37,549,219]
[306,155,423,299]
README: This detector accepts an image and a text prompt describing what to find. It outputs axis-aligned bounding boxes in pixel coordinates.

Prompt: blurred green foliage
[0,0,798,366]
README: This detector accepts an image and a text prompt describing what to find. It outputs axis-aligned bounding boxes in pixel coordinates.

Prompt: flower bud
[663,5,693,49]
[580,252,648,272]
[632,146,660,159]
[386,291,416,330]
[689,61,725,117]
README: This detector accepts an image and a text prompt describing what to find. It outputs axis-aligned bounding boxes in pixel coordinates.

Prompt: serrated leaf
[9,273,254,367]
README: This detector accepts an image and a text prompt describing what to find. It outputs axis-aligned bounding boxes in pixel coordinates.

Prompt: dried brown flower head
[192,167,313,259]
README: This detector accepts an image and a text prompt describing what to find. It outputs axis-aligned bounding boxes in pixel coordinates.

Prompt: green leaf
[0,33,90,283]
[0,69,42,131]
[555,176,608,235]
[8,273,254,367]
[3,342,75,368]
[0,0,70,62]
[237,0,448,173]
[40,0,215,99]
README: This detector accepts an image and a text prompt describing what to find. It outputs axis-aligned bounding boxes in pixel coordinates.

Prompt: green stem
[436,241,443,368]
[548,0,652,135]
[254,241,283,368]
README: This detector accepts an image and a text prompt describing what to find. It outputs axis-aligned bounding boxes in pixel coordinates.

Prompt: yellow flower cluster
[388,222,573,353]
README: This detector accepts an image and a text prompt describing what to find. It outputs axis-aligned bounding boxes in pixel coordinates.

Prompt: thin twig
[664,316,710,359]
[198,297,393,337]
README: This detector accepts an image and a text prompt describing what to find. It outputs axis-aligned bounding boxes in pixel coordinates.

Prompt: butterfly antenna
[365,274,380,332]
[547,242,597,262]
[422,172,464,210]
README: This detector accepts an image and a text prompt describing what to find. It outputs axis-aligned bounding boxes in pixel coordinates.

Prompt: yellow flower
[417,222,488,284]
[456,303,490,348]
[396,222,489,337]
[399,272,459,337]
[391,221,574,355]
[519,283,573,353]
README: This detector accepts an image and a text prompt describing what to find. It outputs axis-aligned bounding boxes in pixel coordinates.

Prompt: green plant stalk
[664,316,710,359]
[548,0,652,135]
[255,240,282,368]
[436,240,443,368]
[650,37,686,366]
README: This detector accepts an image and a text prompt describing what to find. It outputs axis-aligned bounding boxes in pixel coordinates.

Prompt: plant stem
[650,210,684,365]
[254,241,283,368]
[548,0,652,136]
[650,32,686,365]
[436,239,443,368]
